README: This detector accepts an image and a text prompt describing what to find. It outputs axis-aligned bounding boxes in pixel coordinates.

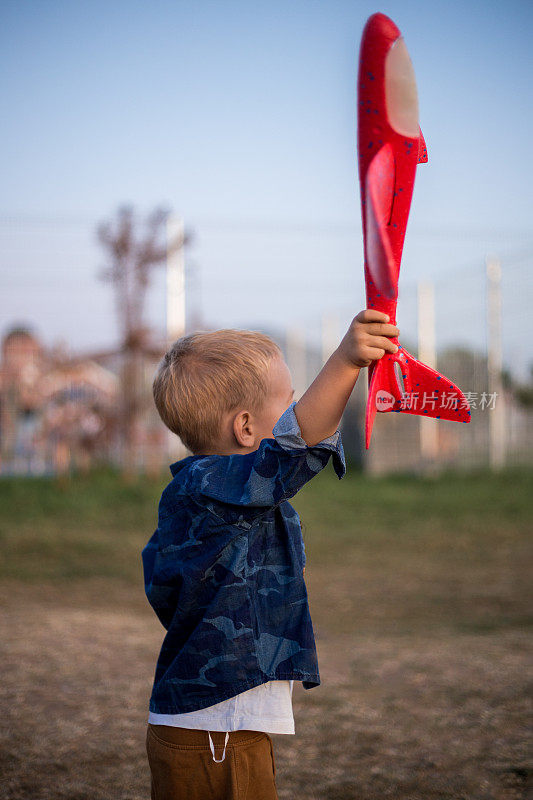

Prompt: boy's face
[251,355,295,445]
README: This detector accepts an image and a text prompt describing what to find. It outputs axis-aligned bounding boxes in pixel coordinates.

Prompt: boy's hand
[294,309,399,447]
[338,309,399,368]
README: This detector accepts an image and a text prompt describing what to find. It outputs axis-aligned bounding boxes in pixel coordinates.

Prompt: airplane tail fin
[365,345,470,448]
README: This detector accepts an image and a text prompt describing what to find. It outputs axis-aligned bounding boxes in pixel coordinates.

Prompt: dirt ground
[1,575,530,800]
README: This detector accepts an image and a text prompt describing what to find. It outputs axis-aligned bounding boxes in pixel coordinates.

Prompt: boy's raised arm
[294,309,399,447]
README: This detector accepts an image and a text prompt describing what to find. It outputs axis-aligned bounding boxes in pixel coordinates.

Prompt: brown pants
[146,724,279,800]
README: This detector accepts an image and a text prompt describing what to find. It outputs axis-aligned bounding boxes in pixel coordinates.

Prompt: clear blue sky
[1,0,532,375]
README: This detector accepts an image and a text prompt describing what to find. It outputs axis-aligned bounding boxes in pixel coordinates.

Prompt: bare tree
[97,205,188,476]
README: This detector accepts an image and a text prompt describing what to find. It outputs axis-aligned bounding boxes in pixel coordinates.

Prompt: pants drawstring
[208,731,230,763]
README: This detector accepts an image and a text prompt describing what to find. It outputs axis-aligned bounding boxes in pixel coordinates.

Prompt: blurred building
[1,323,531,477]
[0,324,189,476]
[0,326,122,474]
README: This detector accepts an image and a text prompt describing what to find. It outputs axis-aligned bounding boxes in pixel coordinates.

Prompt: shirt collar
[169,455,203,477]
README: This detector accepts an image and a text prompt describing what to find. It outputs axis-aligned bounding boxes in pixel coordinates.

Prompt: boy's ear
[233,411,255,448]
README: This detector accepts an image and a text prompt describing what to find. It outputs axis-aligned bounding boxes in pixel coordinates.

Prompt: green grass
[296,466,533,551]
[0,468,166,582]
[0,466,532,605]
[294,467,533,636]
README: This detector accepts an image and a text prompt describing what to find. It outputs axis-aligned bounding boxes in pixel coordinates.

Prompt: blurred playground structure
[1,211,532,477]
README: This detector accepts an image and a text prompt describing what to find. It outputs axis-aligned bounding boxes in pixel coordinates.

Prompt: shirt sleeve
[192,402,346,523]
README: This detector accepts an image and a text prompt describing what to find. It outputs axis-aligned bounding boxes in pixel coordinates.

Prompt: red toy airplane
[358,12,470,448]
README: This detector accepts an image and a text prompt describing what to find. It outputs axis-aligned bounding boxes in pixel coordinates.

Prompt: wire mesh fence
[0,215,532,476]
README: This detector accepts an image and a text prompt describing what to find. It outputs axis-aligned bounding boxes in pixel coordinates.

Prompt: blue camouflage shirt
[142,402,346,714]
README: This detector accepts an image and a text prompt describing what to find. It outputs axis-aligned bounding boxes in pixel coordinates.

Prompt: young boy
[142,309,398,799]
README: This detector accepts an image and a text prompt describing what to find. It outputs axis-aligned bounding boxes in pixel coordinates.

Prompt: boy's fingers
[365,347,386,361]
[355,309,390,324]
[365,322,399,337]
[368,336,399,353]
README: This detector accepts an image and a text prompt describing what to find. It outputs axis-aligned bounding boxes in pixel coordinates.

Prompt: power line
[1,213,532,241]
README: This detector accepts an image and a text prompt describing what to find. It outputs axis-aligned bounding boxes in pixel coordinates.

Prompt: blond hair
[153,329,282,453]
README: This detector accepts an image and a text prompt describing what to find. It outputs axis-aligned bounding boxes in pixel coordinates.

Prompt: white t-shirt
[148,679,295,734]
